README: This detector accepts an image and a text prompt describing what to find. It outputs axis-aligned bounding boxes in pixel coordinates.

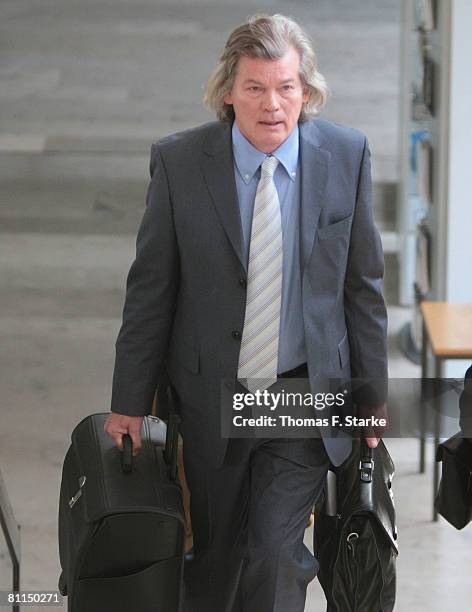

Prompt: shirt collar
[231,122,299,185]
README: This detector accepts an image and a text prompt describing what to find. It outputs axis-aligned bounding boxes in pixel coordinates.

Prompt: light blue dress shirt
[231,122,307,373]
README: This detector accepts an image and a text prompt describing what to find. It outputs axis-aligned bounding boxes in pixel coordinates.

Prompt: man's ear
[302,87,309,104]
[223,90,233,105]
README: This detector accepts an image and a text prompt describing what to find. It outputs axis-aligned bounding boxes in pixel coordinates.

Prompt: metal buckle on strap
[359,459,374,483]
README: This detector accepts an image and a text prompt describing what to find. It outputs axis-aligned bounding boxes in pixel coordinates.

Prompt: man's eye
[249,86,261,92]
[282,85,293,91]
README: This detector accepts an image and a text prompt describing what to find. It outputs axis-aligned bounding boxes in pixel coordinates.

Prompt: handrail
[0,468,20,612]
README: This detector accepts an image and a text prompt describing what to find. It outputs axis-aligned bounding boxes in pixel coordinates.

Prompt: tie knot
[261,155,279,178]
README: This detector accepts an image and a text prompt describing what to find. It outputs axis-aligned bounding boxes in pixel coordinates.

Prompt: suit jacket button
[239,278,247,288]
[232,331,242,340]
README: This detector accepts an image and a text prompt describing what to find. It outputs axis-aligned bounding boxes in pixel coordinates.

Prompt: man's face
[224,46,309,154]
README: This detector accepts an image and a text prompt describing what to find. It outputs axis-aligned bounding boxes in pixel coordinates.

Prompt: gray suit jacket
[111,117,388,467]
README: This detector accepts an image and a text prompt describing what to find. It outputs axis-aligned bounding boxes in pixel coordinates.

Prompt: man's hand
[104,413,144,456]
[358,402,388,449]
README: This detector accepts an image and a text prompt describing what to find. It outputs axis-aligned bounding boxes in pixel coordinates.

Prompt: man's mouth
[259,121,283,127]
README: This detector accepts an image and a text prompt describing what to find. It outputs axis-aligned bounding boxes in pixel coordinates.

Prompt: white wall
[445,0,472,376]
[446,0,472,301]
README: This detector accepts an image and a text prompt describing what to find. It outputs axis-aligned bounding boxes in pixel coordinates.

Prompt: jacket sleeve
[344,136,388,403]
[111,144,180,416]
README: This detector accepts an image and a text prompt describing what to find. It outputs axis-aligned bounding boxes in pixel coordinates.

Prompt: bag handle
[121,434,133,474]
[120,415,180,482]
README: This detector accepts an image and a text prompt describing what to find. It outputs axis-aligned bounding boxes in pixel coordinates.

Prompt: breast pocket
[317,214,353,241]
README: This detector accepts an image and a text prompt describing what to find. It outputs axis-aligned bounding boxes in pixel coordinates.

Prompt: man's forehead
[234,49,302,79]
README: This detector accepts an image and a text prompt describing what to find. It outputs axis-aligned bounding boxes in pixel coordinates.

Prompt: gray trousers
[181,423,329,612]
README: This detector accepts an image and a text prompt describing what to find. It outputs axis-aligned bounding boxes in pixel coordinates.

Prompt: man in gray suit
[105,13,387,612]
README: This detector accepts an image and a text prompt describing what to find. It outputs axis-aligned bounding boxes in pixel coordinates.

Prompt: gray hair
[203,14,329,123]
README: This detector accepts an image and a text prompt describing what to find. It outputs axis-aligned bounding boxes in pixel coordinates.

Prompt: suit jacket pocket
[317,214,353,241]
[337,330,350,369]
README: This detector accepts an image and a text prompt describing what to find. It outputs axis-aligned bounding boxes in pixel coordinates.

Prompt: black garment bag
[313,438,398,612]
[435,364,472,529]
[58,412,185,612]
[435,434,472,529]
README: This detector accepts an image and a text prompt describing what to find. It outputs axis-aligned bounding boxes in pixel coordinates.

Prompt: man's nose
[262,90,280,111]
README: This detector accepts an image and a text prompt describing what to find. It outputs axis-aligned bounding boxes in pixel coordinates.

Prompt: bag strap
[359,440,374,483]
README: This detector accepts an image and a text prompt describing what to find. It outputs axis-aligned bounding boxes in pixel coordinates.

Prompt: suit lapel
[200,120,330,274]
[201,123,246,272]
[299,121,331,271]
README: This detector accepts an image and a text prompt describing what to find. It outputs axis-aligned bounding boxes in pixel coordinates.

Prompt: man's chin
[254,131,287,153]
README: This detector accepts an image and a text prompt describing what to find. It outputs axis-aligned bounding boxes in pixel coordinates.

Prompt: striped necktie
[237,155,282,392]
